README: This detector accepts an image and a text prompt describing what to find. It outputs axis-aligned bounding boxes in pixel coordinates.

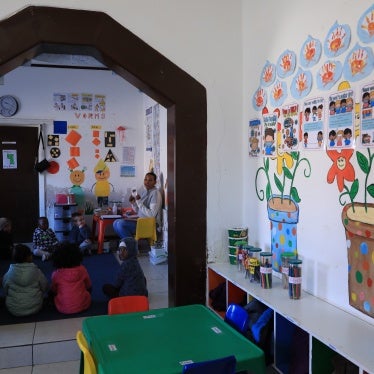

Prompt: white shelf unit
[207,262,374,374]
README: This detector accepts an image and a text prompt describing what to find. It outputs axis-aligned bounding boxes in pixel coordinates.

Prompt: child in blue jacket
[102,237,148,299]
[69,212,93,255]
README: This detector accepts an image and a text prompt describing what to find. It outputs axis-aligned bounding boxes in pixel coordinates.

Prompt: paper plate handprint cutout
[357,4,374,43]
[343,43,374,82]
[252,87,267,112]
[260,60,276,87]
[316,60,343,90]
[324,21,351,58]
[269,80,287,107]
[300,35,322,68]
[291,68,312,99]
[276,50,296,79]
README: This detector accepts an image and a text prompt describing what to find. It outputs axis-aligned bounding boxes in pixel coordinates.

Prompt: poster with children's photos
[248,118,262,157]
[280,103,299,152]
[360,82,374,147]
[301,97,325,150]
[262,111,278,156]
[327,89,355,149]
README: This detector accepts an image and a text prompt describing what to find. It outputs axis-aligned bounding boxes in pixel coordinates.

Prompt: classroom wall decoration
[299,35,322,68]
[301,96,325,150]
[70,167,87,212]
[248,118,262,157]
[92,159,113,207]
[53,93,106,119]
[250,3,374,318]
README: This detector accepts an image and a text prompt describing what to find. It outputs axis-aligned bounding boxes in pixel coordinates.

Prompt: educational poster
[327,89,355,149]
[94,94,106,112]
[122,146,136,165]
[301,97,325,150]
[145,106,153,151]
[53,93,67,110]
[120,165,135,177]
[81,93,93,111]
[2,149,17,169]
[248,118,261,157]
[68,93,79,110]
[360,82,374,146]
[280,103,299,152]
[152,104,161,179]
[262,111,278,156]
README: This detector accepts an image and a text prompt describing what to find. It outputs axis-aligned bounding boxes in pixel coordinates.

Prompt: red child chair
[108,295,149,315]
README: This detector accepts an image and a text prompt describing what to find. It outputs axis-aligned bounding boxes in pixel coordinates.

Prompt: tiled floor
[0,255,168,373]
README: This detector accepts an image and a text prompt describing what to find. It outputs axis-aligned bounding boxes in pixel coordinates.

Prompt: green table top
[82,304,265,374]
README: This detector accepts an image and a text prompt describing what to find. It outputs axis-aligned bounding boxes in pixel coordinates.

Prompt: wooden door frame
[0,6,207,306]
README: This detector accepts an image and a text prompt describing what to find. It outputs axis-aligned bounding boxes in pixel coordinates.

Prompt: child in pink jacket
[50,242,92,314]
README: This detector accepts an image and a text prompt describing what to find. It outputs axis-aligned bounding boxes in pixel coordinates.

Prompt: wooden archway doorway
[0,6,207,306]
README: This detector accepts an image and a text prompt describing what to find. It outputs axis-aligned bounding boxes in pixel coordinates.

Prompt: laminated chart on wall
[360,81,374,147]
[327,89,355,149]
[248,118,262,157]
[301,97,326,150]
[280,103,299,152]
[121,146,136,177]
[262,110,278,157]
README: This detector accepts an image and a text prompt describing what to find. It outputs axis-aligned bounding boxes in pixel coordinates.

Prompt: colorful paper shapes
[70,147,80,157]
[276,49,296,79]
[357,5,374,44]
[324,21,351,58]
[65,129,82,146]
[67,157,79,169]
[53,121,67,134]
[343,43,374,82]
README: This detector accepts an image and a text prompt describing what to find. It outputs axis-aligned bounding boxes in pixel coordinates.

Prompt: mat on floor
[0,252,119,325]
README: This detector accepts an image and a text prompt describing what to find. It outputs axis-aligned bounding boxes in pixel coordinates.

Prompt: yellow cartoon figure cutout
[91,159,113,207]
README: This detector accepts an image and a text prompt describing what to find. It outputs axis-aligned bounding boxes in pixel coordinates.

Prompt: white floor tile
[31,360,80,374]
[0,252,169,370]
[33,318,84,344]
[0,324,35,348]
[0,366,32,374]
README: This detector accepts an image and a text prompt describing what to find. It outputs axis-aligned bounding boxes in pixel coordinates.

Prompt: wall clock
[0,95,19,117]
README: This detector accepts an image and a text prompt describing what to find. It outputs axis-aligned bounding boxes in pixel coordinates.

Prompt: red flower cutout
[326,149,355,192]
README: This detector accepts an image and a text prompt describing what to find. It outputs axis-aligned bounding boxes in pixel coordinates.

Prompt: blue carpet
[0,253,119,325]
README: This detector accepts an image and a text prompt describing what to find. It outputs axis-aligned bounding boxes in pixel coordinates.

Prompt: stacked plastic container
[227,227,248,264]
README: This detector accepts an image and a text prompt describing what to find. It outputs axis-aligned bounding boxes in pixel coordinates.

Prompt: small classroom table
[91,214,121,254]
[82,304,265,374]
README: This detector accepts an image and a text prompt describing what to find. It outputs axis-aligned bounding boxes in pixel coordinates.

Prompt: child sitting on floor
[2,244,49,317]
[0,217,13,261]
[32,216,59,261]
[50,242,92,314]
[68,212,93,255]
[102,237,148,299]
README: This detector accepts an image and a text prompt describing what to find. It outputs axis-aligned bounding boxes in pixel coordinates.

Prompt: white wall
[243,0,374,325]
[0,2,244,264]
[1,0,372,327]
[0,66,145,211]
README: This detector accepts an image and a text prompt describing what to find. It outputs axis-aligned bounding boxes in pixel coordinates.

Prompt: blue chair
[224,303,250,334]
[182,355,236,374]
